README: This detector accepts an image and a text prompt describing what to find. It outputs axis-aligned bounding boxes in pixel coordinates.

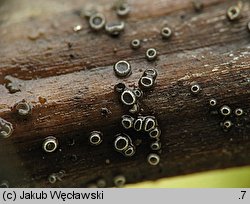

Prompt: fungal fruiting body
[145,48,157,61]
[14,100,32,116]
[130,39,141,49]
[220,105,231,116]
[105,21,125,36]
[139,68,158,90]
[113,60,132,77]
[227,6,241,21]
[113,175,126,187]
[116,2,130,17]
[43,136,58,153]
[89,13,106,31]
[161,27,172,39]
[190,83,201,94]
[114,133,136,157]
[147,153,160,165]
[89,131,103,146]
[0,118,13,139]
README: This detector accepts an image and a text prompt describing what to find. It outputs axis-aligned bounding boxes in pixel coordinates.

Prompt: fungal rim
[124,146,135,157]
[89,131,103,146]
[220,105,231,116]
[15,100,31,116]
[223,120,232,129]
[114,135,129,151]
[105,21,125,36]
[190,83,201,94]
[121,115,134,129]
[96,179,107,188]
[116,3,130,16]
[144,68,158,79]
[0,180,9,188]
[43,136,58,153]
[139,76,154,89]
[130,39,141,49]
[113,175,126,187]
[235,108,243,116]
[146,48,157,61]
[133,88,143,98]
[113,60,131,77]
[149,127,161,139]
[209,98,217,107]
[227,6,241,21]
[121,89,137,106]
[48,174,57,184]
[161,27,172,39]
[89,13,106,31]
[114,83,126,93]
[147,153,160,166]
[134,117,144,131]
[144,117,156,132]
[150,141,161,151]
[0,118,13,139]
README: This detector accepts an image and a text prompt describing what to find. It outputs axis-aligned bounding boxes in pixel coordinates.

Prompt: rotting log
[0,0,250,187]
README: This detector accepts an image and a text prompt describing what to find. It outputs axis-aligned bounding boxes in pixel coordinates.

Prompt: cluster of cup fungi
[89,62,161,168]
[113,67,161,166]
[81,0,129,36]
[78,0,165,172]
[209,100,245,132]
[190,83,246,132]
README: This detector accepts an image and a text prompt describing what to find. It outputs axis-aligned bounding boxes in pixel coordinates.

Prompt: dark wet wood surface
[0,0,250,187]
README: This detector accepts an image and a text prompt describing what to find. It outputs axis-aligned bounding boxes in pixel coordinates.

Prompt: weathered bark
[0,0,250,187]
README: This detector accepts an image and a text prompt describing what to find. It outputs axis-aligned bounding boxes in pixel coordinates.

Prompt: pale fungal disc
[144,68,158,79]
[105,21,125,36]
[144,117,156,132]
[48,174,57,184]
[124,146,135,157]
[161,27,172,39]
[121,89,137,106]
[139,76,154,89]
[190,83,201,94]
[15,101,31,116]
[235,108,243,116]
[113,175,126,187]
[227,6,241,21]
[149,127,161,139]
[0,180,9,188]
[96,179,106,188]
[150,141,161,151]
[113,60,131,77]
[114,136,129,151]
[134,118,144,131]
[116,3,130,16]
[223,120,232,129]
[89,13,106,31]
[145,48,157,61]
[121,115,134,129]
[209,98,217,107]
[220,105,231,116]
[43,136,58,153]
[0,118,13,139]
[130,39,140,49]
[147,153,160,166]
[89,131,103,146]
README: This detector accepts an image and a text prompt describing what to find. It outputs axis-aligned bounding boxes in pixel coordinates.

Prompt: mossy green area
[126,166,250,188]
